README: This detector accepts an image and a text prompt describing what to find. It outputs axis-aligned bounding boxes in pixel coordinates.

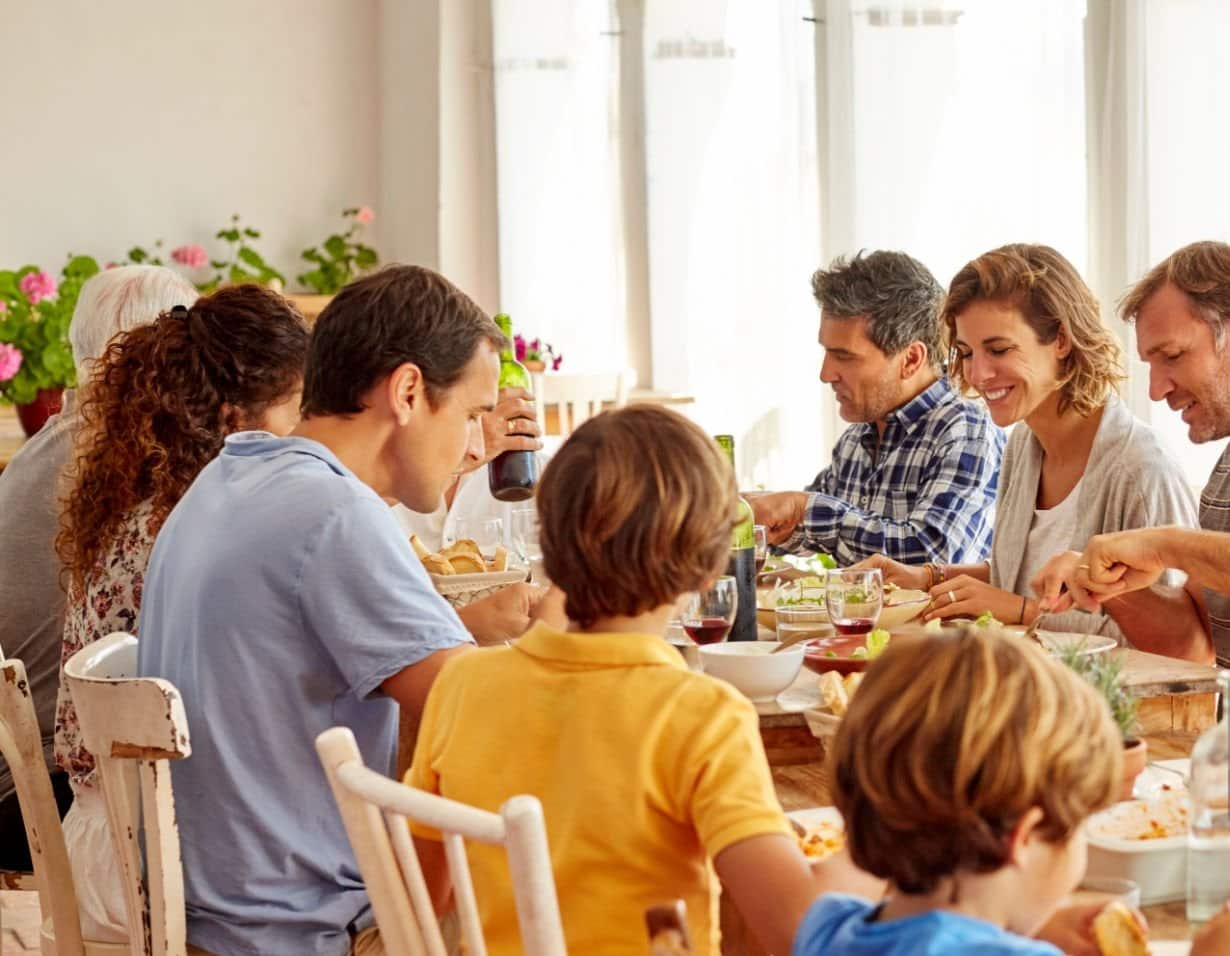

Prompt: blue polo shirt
[137,433,473,956]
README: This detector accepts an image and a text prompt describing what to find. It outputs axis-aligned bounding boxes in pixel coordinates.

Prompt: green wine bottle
[715,434,757,642]
[488,313,539,502]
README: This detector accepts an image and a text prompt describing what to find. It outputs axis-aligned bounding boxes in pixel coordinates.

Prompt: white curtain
[819,0,1088,285]
[642,0,824,489]
[491,0,626,372]
[1135,0,1230,483]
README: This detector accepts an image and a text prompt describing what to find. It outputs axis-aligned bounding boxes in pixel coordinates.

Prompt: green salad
[850,628,891,660]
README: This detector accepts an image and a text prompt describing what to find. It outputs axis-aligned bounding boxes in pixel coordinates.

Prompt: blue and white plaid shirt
[783,379,1003,566]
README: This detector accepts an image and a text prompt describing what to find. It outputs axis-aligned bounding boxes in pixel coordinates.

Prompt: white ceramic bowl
[1084,789,1189,905]
[698,641,805,704]
[877,589,931,629]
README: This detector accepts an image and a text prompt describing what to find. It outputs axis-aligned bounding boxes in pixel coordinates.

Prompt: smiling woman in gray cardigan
[858,244,1197,646]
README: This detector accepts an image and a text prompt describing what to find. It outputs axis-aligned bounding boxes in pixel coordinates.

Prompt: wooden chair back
[0,653,87,952]
[316,725,567,956]
[533,368,636,437]
[64,632,191,956]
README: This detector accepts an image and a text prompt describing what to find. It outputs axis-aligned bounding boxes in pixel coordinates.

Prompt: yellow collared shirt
[406,621,791,955]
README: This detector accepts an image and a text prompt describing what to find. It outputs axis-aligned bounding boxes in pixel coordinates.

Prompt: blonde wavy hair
[942,244,1125,417]
[831,627,1121,895]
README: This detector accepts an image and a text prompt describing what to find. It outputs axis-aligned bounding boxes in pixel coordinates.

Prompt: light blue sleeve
[297,495,474,700]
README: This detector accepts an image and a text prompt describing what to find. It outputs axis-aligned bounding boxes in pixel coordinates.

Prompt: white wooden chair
[316,726,567,956]
[64,632,191,956]
[0,652,126,955]
[533,368,636,437]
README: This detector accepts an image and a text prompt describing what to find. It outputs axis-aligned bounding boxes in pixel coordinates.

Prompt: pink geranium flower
[171,244,209,269]
[355,206,375,225]
[0,300,7,313]
[0,343,23,382]
[19,271,57,304]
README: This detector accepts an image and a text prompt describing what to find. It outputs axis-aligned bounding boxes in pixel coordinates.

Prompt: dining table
[712,642,1221,955]
[0,406,24,474]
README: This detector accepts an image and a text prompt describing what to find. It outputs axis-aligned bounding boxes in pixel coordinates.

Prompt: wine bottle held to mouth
[489,312,539,502]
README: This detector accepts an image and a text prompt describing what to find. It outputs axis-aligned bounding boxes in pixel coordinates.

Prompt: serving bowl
[877,589,930,629]
[800,635,873,676]
[698,641,804,705]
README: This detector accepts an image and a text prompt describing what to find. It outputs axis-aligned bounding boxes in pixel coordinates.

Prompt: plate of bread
[410,535,528,607]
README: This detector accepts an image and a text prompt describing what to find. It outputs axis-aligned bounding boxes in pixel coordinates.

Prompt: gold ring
[507,419,515,435]
[948,590,956,605]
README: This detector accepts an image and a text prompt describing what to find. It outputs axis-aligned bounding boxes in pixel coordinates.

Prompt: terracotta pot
[523,359,546,372]
[1119,737,1148,801]
[15,386,64,437]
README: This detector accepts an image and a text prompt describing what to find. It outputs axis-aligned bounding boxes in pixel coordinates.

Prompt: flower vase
[523,359,546,373]
[16,387,64,437]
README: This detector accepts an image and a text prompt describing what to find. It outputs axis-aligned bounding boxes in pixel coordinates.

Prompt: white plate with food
[787,806,846,862]
[1085,786,1190,905]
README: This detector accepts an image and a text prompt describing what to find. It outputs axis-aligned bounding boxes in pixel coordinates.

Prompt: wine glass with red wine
[825,569,883,637]
[682,576,738,645]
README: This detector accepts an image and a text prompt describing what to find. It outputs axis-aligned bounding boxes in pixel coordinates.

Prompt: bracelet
[1019,594,1028,625]
[936,564,948,585]
[924,563,936,590]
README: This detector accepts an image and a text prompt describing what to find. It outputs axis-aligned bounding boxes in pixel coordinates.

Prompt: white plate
[787,806,844,831]
[1000,627,1118,657]
[1134,759,1189,800]
[1152,943,1191,955]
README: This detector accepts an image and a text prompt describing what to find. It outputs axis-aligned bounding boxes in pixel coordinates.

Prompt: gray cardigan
[990,397,1198,640]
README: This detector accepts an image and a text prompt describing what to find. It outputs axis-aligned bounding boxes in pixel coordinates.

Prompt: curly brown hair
[57,285,309,589]
[942,244,1124,417]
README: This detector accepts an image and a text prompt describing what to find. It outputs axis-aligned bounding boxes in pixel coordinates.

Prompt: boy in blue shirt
[795,628,1124,956]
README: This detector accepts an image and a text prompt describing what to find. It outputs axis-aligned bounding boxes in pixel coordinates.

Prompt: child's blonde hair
[831,628,1121,894]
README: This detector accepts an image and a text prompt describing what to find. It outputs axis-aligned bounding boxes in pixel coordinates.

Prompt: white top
[1017,477,1084,608]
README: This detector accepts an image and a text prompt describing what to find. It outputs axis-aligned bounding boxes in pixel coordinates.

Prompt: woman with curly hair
[53,284,309,940]
[858,244,1196,644]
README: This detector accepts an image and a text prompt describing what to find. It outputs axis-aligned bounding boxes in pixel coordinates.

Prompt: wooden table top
[0,406,24,473]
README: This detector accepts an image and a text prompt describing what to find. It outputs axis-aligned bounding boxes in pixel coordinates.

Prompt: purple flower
[0,343,23,382]
[19,270,57,304]
[514,334,527,361]
[551,353,563,371]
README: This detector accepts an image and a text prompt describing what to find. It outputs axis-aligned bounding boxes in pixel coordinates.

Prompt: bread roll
[447,553,487,575]
[441,539,482,560]
[422,554,454,575]
[1092,901,1149,956]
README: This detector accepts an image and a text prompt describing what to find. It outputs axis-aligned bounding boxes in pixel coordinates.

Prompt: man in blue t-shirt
[138,266,512,955]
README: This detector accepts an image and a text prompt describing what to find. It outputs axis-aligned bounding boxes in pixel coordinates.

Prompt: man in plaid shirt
[752,251,1003,566]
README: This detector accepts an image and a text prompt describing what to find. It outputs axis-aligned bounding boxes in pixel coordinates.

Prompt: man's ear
[386,362,426,426]
[899,341,929,379]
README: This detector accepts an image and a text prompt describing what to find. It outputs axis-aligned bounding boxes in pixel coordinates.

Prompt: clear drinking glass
[1188,671,1230,925]
[825,568,883,637]
[753,525,768,574]
[449,517,504,559]
[681,576,738,645]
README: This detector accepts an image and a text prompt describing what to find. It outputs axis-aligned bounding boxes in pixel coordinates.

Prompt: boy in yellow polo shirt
[406,405,861,954]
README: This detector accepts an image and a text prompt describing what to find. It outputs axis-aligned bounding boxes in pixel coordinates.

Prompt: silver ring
[506,418,515,435]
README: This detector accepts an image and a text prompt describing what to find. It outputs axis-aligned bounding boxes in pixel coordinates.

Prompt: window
[1140,0,1230,485]
[491,0,626,373]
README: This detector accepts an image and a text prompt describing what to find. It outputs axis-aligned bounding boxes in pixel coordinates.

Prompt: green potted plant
[0,255,100,435]
[1058,644,1144,800]
[291,207,379,323]
[201,214,285,293]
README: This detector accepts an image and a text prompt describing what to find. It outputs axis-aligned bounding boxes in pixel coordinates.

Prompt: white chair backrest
[316,726,567,956]
[0,654,87,952]
[533,368,636,437]
[64,632,191,956]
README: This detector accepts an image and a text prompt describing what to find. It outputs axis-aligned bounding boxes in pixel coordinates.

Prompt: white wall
[3,1,383,287]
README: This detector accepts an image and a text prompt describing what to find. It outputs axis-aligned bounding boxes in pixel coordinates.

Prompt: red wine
[683,617,731,645]
[489,448,538,502]
[833,617,875,636]
[754,555,766,574]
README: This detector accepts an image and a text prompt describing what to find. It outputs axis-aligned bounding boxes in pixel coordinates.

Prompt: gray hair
[69,265,199,375]
[811,250,945,371]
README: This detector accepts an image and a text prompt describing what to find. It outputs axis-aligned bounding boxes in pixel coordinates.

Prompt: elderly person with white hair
[0,265,197,875]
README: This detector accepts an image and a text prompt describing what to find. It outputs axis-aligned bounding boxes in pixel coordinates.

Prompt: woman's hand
[925,575,1029,624]
[1193,901,1230,956]
[849,554,929,591]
